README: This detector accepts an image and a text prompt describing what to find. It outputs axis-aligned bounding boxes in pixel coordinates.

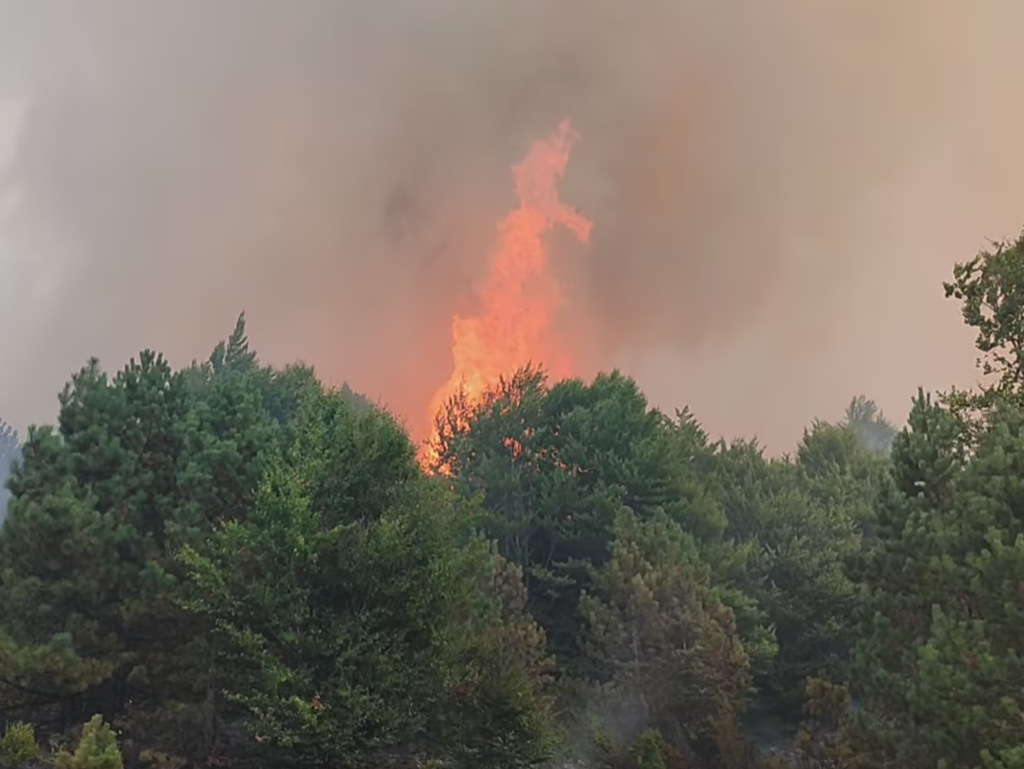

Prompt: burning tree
[423,119,592,464]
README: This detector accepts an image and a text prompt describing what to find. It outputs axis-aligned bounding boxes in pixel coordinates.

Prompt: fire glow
[424,120,592,458]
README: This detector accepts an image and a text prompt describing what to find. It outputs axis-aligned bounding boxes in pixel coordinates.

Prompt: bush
[55,716,123,769]
[0,722,40,768]
[633,730,668,769]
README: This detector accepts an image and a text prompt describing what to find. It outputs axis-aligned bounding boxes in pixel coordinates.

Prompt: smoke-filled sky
[0,0,1021,450]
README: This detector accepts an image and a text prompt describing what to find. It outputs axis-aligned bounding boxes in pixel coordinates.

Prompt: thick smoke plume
[1,1,1022,449]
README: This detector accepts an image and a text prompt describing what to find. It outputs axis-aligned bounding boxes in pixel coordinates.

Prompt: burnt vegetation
[4,235,1024,768]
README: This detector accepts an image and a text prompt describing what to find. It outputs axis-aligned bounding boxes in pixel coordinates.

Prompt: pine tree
[846,394,1024,767]
[181,388,556,768]
[579,512,752,768]
[55,715,123,769]
[712,437,861,709]
[0,318,279,760]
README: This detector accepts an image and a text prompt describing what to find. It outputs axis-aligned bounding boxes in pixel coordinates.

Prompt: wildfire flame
[423,119,592,463]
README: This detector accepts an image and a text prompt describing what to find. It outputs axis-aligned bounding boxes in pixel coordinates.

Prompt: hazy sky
[0,0,1021,450]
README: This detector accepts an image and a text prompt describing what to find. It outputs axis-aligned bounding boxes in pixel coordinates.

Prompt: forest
[1,232,1024,769]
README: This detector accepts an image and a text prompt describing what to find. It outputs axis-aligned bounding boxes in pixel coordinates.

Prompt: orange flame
[424,119,592,461]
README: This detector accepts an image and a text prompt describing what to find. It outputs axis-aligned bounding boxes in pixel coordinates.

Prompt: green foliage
[796,412,889,529]
[0,315,280,758]
[942,232,1024,443]
[15,225,1024,769]
[580,512,751,766]
[182,388,555,768]
[791,678,857,768]
[431,365,876,758]
[822,248,1024,765]
[433,367,728,666]
[55,716,123,769]
[633,729,668,769]
[584,726,684,769]
[709,432,865,708]
[944,231,1024,393]
[0,721,40,768]
[846,393,1024,767]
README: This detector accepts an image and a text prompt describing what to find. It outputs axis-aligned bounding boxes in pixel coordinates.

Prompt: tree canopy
[1,225,1023,769]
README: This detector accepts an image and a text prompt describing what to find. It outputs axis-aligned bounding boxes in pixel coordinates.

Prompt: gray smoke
[0,459,14,523]
[0,420,17,523]
[1,1,1022,449]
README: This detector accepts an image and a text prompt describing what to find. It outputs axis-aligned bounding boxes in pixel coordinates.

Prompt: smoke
[0,420,17,523]
[0,0,1022,449]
